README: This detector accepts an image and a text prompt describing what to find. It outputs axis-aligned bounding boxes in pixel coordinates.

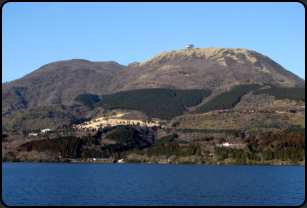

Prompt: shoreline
[3,160,304,166]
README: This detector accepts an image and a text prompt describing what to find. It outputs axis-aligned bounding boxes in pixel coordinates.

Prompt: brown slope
[108,47,304,93]
[2,59,125,115]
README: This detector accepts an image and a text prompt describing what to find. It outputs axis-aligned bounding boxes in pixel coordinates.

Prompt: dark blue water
[2,163,305,206]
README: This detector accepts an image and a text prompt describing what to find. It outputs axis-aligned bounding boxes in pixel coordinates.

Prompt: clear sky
[2,2,305,83]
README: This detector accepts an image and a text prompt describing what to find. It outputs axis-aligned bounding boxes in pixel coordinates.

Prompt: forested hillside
[192,84,305,114]
[17,136,97,159]
[74,94,100,110]
[214,132,305,165]
[89,88,212,120]
[192,84,262,114]
[253,86,305,102]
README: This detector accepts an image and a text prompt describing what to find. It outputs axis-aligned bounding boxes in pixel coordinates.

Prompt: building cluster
[28,128,54,137]
[87,157,114,163]
[216,142,240,147]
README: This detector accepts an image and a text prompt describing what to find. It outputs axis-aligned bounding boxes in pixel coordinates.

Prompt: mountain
[2,47,305,165]
[2,47,305,116]
[2,59,125,115]
[107,47,305,93]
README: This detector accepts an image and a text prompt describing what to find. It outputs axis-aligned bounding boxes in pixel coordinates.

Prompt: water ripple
[2,163,305,206]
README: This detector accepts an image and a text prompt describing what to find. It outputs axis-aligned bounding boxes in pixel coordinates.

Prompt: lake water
[2,163,305,206]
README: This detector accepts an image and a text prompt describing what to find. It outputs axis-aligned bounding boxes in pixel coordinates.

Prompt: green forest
[192,84,262,114]
[191,84,305,115]
[253,86,305,102]
[74,94,100,110]
[74,88,212,120]
[18,136,96,159]
[17,126,152,160]
[104,125,151,150]
[215,132,305,165]
[154,133,179,145]
[177,128,245,138]
[15,124,305,165]
[145,142,199,158]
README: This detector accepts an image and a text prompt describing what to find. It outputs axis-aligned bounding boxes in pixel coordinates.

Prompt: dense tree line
[101,143,134,156]
[283,125,305,134]
[256,132,305,151]
[177,128,244,138]
[154,133,179,145]
[16,124,305,164]
[253,86,305,102]
[18,136,96,158]
[145,142,199,157]
[243,132,305,163]
[82,150,106,159]
[209,131,305,164]
[105,126,151,149]
[173,89,212,108]
[94,125,119,139]
[192,84,262,114]
[87,88,212,120]
[214,147,260,165]
[70,117,93,125]
[74,94,100,110]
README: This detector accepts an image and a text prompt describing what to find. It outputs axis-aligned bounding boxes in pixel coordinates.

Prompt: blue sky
[2,2,305,83]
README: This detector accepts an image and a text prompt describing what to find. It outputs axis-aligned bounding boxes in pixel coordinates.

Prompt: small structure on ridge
[186,44,194,49]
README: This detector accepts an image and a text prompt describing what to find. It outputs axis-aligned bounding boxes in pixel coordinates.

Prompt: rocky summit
[110,47,304,93]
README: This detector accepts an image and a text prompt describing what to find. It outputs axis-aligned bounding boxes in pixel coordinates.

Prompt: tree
[264,148,273,160]
[22,129,27,137]
[196,149,201,157]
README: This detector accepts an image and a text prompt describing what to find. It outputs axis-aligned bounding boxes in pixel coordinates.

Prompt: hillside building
[87,157,114,163]
[41,128,54,133]
[117,159,124,163]
[215,142,240,147]
[222,142,239,146]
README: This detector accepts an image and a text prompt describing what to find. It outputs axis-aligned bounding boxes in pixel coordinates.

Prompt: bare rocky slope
[2,47,305,116]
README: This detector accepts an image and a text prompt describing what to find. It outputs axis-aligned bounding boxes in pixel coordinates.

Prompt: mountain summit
[108,47,304,93]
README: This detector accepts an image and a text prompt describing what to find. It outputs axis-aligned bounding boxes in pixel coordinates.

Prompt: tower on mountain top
[186,44,194,49]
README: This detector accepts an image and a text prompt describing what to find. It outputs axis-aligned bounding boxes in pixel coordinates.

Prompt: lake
[2,163,305,206]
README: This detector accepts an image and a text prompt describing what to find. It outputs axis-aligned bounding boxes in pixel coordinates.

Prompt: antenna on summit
[186,44,194,49]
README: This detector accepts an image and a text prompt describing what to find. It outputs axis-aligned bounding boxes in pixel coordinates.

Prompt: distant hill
[2,59,125,115]
[1,104,92,131]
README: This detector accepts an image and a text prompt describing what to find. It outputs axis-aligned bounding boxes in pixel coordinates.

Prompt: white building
[28,133,39,137]
[222,142,239,147]
[41,129,54,133]
[87,157,114,162]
